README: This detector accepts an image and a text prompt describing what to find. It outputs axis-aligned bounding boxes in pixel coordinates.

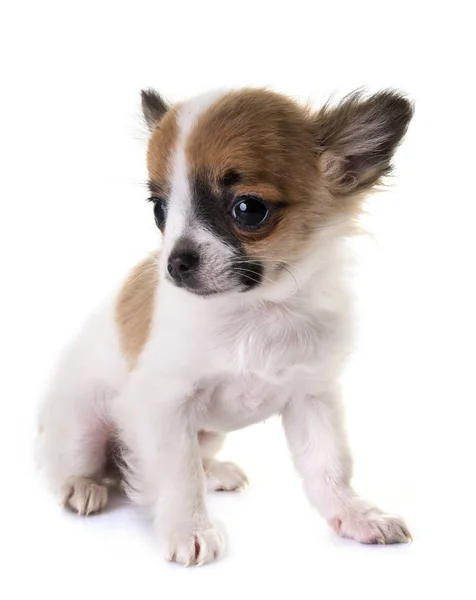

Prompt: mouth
[234,260,264,291]
[165,257,264,297]
[166,270,263,297]
[166,274,237,297]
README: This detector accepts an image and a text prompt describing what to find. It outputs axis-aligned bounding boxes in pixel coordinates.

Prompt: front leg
[282,387,411,544]
[115,373,224,566]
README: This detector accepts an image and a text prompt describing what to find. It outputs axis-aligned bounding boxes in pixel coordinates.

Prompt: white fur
[160,90,226,259]
[37,94,410,566]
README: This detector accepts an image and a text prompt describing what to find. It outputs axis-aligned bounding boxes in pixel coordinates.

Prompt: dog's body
[37,88,413,565]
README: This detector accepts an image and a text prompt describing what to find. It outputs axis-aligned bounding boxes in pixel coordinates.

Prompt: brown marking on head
[184,89,329,263]
[115,254,159,369]
[146,108,180,196]
[186,89,319,202]
[141,89,180,196]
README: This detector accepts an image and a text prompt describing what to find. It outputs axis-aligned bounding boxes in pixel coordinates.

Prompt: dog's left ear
[315,90,414,196]
[141,88,169,130]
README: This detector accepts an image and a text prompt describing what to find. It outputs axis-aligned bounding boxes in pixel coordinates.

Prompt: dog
[37,87,414,566]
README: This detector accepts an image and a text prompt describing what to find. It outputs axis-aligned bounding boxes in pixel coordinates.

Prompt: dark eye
[232,195,269,229]
[150,197,166,229]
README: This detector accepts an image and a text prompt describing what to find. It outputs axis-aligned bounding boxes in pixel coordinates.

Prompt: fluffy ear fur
[315,90,414,195]
[141,88,169,130]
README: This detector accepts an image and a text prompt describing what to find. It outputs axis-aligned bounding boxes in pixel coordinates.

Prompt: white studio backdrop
[0,1,474,599]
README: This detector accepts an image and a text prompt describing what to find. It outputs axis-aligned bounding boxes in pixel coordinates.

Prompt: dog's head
[142,88,413,298]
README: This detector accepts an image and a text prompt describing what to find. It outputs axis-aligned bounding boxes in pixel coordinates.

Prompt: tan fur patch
[115,254,159,369]
[185,89,334,264]
[147,107,180,194]
[186,89,318,202]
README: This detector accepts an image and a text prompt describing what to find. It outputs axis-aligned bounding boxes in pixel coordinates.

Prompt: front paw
[330,507,412,545]
[166,528,224,566]
[61,477,109,515]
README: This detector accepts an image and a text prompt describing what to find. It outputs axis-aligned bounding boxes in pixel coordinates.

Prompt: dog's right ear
[141,88,169,130]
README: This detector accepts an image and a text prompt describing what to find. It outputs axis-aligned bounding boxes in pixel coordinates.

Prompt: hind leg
[199,431,249,492]
[37,379,112,515]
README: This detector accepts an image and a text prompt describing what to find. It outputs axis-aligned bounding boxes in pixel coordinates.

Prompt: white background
[1,1,475,598]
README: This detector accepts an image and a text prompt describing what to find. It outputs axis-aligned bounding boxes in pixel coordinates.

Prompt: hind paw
[203,459,249,492]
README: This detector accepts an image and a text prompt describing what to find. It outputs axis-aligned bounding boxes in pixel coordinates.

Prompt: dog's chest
[197,371,302,431]
[212,301,322,374]
[195,303,321,430]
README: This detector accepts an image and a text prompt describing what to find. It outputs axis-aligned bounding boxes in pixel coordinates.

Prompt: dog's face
[143,88,413,297]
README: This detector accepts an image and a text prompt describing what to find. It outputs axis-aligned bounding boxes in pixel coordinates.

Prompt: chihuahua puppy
[37,87,413,565]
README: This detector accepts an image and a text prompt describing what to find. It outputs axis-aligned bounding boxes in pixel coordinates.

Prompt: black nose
[167,251,199,282]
